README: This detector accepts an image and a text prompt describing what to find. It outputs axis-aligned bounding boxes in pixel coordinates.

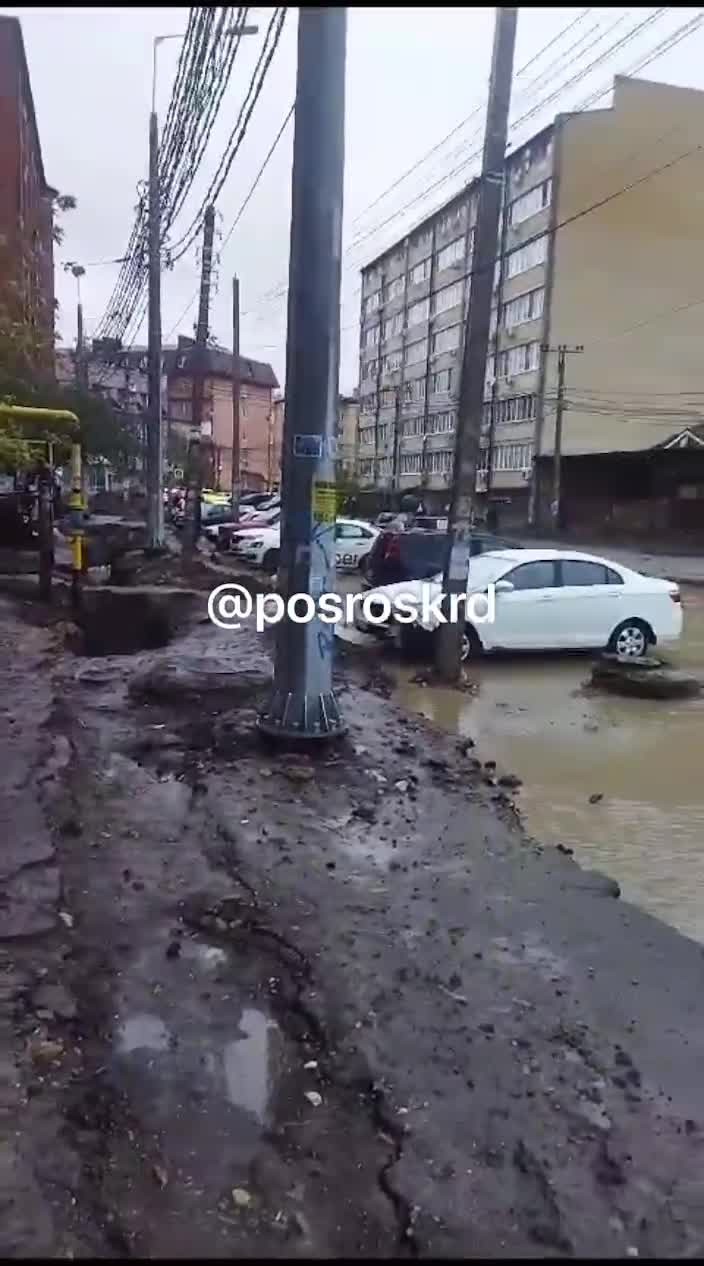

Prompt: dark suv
[363,527,522,588]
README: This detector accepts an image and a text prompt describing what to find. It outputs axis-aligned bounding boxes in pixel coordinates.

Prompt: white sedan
[239,518,379,575]
[356,548,683,661]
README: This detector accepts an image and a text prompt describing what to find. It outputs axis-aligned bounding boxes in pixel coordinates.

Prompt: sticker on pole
[293,434,323,459]
[312,481,337,524]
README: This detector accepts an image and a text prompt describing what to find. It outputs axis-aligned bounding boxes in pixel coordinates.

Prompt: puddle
[223,1008,279,1122]
[387,600,704,944]
[118,1012,171,1053]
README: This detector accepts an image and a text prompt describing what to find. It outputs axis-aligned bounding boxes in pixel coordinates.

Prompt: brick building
[165,338,279,491]
[0,16,55,367]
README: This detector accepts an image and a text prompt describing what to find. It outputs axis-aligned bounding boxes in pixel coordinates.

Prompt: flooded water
[387,591,704,945]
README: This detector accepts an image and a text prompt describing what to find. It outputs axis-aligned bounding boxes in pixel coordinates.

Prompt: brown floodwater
[382,589,704,945]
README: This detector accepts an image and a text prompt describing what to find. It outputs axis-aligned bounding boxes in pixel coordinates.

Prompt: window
[431,324,460,355]
[400,452,423,475]
[405,338,427,366]
[436,236,465,271]
[404,378,426,403]
[496,342,541,379]
[402,415,424,437]
[380,388,396,407]
[482,394,536,427]
[364,324,380,349]
[430,368,453,395]
[359,426,375,447]
[492,441,533,471]
[382,311,404,340]
[426,410,456,435]
[437,205,464,235]
[426,449,453,475]
[503,287,544,329]
[363,269,380,296]
[505,234,548,279]
[377,424,389,444]
[560,560,623,586]
[383,351,402,374]
[509,178,552,226]
[378,456,392,477]
[408,297,430,327]
[431,280,463,315]
[507,560,557,590]
[385,276,405,302]
[363,357,378,381]
[336,522,365,540]
[364,290,381,317]
[414,229,432,252]
[359,458,374,478]
[410,257,431,285]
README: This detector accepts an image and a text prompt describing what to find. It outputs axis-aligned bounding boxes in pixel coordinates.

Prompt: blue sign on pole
[293,434,324,459]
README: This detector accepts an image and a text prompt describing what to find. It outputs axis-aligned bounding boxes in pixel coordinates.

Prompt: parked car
[363,527,522,588]
[238,518,380,576]
[203,506,281,549]
[238,525,281,573]
[356,549,683,662]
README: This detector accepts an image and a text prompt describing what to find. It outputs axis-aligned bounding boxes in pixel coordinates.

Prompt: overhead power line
[164,101,294,344]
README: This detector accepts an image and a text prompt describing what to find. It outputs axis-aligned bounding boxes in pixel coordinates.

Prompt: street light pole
[146,100,164,551]
[258,6,347,741]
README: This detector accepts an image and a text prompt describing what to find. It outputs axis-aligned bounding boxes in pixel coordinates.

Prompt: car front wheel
[608,618,651,659]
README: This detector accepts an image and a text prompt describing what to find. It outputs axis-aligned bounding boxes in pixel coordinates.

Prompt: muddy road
[4,593,704,1257]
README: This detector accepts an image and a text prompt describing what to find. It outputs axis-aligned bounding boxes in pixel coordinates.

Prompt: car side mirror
[494,579,514,594]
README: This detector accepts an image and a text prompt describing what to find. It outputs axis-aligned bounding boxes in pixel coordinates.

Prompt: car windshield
[466,553,514,586]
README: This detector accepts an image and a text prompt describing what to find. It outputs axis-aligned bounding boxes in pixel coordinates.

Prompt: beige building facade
[357,75,704,522]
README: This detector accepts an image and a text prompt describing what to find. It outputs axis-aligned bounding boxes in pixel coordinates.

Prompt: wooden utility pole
[231,275,241,522]
[485,172,509,511]
[184,204,216,557]
[544,342,583,532]
[435,7,517,682]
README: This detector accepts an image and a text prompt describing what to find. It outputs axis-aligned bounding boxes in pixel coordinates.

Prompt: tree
[52,193,77,248]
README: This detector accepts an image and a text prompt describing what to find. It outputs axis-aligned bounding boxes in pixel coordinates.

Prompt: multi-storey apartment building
[358,75,704,527]
[0,16,56,368]
[166,338,279,492]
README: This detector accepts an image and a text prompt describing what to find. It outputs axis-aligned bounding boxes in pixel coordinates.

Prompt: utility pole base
[257,688,347,740]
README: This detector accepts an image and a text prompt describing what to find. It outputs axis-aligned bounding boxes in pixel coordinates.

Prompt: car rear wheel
[262,548,279,575]
[608,618,652,659]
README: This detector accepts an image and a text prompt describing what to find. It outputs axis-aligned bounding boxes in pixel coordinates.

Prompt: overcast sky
[8,6,704,391]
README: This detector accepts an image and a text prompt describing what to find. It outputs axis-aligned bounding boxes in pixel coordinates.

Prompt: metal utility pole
[146,107,164,551]
[544,343,583,532]
[436,6,517,682]
[258,6,347,741]
[75,301,85,389]
[184,204,216,556]
[231,275,241,523]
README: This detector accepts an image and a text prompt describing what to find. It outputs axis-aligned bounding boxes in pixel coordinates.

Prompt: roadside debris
[304,1090,323,1108]
[232,1187,252,1208]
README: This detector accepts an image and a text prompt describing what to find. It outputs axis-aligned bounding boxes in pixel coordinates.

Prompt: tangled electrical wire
[94,5,285,345]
